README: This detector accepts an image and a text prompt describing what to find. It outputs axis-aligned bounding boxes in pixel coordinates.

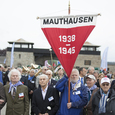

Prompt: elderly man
[36,66,48,88]
[84,75,99,115]
[92,77,115,115]
[56,69,88,115]
[46,70,57,88]
[17,67,28,85]
[4,69,29,115]
[0,82,6,115]
[87,66,95,75]
[32,74,59,115]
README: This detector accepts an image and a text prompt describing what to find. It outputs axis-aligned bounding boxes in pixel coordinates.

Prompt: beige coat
[4,84,29,115]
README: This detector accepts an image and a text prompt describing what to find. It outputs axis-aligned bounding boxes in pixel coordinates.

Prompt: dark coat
[4,84,29,115]
[84,87,99,115]
[32,86,59,115]
[20,75,28,86]
[27,76,36,97]
[92,89,115,115]
[0,82,6,110]
[49,79,57,88]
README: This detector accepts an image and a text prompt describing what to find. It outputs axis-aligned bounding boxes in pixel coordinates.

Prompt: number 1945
[59,47,75,54]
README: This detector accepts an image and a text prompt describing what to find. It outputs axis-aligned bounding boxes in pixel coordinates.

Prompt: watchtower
[6,38,35,67]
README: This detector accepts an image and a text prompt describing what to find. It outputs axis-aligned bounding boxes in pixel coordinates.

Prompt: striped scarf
[99,88,109,114]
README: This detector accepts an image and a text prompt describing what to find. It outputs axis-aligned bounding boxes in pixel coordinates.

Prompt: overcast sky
[0,0,115,62]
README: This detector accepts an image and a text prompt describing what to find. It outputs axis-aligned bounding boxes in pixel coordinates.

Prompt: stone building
[75,41,101,70]
[5,38,101,70]
[0,38,114,72]
[6,39,35,67]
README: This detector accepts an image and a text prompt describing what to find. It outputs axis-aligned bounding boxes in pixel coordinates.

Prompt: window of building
[84,60,91,65]
[22,45,28,48]
[19,54,21,59]
[87,47,94,51]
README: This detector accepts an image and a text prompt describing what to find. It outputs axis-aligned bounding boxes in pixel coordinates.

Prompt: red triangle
[42,25,95,77]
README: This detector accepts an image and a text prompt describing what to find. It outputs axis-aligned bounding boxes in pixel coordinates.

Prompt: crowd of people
[0,64,115,115]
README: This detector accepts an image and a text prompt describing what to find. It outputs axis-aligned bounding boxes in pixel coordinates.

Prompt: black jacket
[32,86,59,115]
[27,76,36,93]
[49,79,57,88]
[92,89,115,115]
[20,75,28,86]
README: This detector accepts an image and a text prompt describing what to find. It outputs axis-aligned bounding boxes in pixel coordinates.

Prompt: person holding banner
[56,68,88,115]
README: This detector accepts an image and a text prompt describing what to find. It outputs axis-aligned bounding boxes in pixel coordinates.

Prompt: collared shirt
[41,86,48,100]
[79,76,84,84]
[11,86,17,96]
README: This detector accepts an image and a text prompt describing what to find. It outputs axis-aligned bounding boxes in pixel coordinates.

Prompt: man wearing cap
[92,77,115,115]
[83,75,99,115]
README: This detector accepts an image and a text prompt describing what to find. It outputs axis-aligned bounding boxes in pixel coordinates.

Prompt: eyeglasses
[44,69,48,71]
[102,83,109,86]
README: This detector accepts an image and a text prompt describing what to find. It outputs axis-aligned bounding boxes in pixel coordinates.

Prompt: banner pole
[68,0,71,103]
[68,77,70,103]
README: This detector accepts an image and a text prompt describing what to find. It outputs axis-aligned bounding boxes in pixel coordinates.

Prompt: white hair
[8,69,21,81]
[39,74,48,80]
[17,67,22,72]
[42,66,47,70]
[88,66,94,71]
[30,69,35,73]
[46,70,53,75]
[72,68,79,75]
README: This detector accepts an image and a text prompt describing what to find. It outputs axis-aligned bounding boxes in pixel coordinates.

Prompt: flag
[53,62,56,68]
[44,60,51,68]
[10,42,15,68]
[3,58,6,64]
[100,47,109,71]
[39,14,99,77]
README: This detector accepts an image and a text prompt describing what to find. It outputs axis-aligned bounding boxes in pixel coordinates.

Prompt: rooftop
[83,41,100,47]
[8,38,34,44]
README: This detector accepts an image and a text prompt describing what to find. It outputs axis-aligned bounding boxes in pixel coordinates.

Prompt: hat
[101,77,110,84]
[86,75,96,81]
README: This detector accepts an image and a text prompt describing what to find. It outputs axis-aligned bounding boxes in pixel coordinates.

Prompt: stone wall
[108,65,115,72]
[74,54,101,69]
[6,51,35,67]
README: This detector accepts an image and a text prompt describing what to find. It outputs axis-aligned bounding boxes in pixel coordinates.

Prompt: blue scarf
[87,85,97,101]
[8,81,23,93]
[28,75,34,80]
[99,88,110,114]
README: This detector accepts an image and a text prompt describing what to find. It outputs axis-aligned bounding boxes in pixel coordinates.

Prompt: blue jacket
[0,71,3,84]
[56,75,88,115]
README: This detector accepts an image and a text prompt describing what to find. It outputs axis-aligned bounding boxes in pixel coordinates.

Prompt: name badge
[19,93,24,98]
[31,80,35,83]
[48,96,54,101]
[75,91,81,95]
